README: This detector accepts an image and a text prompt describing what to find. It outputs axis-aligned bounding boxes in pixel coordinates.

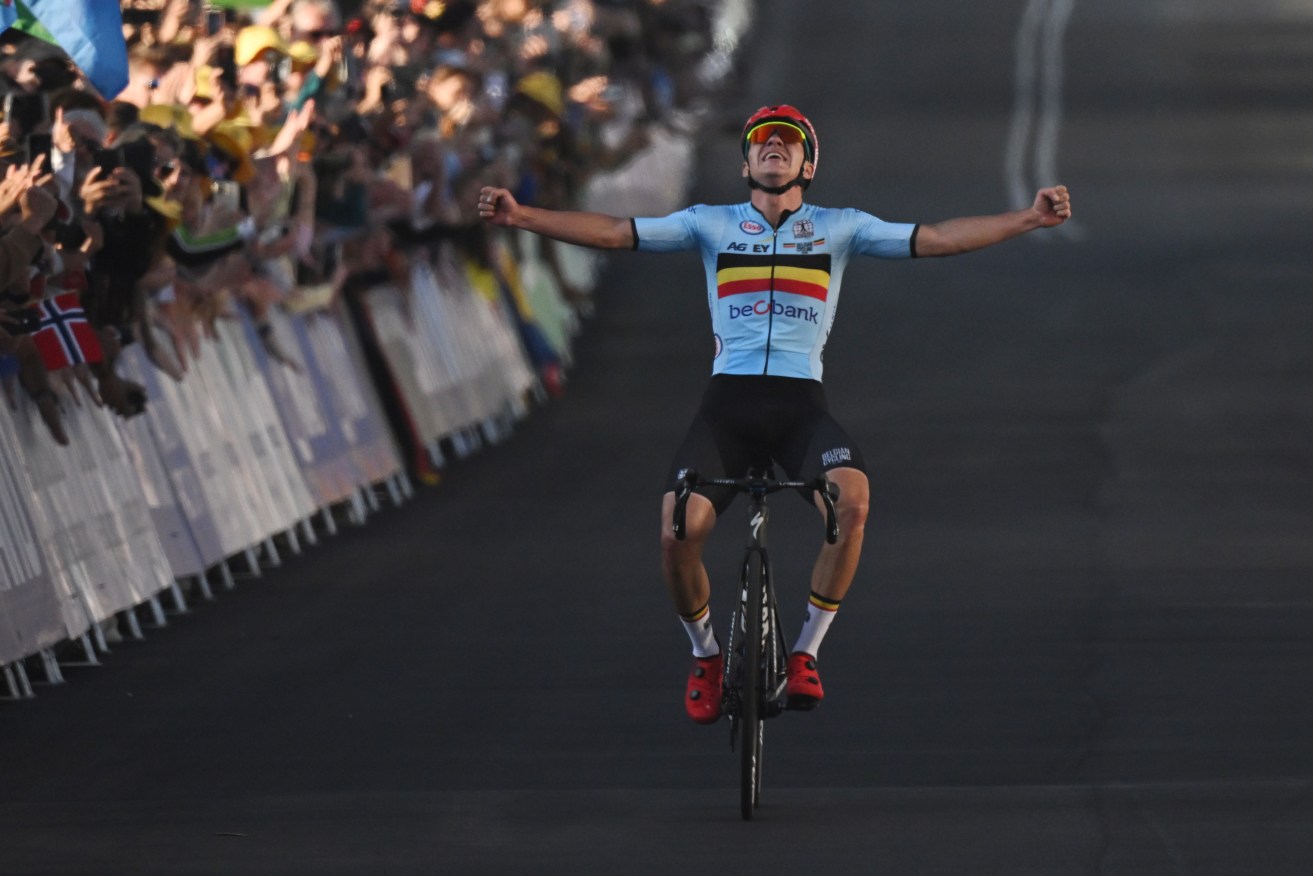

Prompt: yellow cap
[206,120,256,185]
[139,103,200,140]
[287,40,320,67]
[234,26,289,66]
[515,71,564,117]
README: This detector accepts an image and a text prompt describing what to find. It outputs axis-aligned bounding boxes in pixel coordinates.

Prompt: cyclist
[478,104,1072,724]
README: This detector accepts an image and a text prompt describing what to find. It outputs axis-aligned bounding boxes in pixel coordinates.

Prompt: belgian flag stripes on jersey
[715,252,833,303]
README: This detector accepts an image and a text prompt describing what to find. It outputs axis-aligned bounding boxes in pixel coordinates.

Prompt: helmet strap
[747,171,810,194]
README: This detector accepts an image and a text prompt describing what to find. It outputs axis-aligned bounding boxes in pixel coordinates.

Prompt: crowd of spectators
[0,0,726,464]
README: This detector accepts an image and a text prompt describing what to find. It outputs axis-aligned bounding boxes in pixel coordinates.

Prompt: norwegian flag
[31,292,104,371]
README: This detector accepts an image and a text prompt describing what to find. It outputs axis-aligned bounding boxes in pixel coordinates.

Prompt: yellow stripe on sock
[809,593,841,612]
[682,603,711,622]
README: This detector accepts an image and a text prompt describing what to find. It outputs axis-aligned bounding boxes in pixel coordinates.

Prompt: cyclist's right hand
[478,186,518,226]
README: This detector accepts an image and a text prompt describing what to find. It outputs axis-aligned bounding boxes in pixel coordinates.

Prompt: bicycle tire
[740,548,765,820]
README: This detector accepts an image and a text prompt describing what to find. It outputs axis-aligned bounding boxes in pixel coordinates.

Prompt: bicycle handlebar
[672,469,841,545]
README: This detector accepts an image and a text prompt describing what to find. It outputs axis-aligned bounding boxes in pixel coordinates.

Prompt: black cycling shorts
[663,374,866,514]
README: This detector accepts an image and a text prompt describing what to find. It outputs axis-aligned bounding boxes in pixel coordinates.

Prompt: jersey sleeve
[845,209,918,259]
[632,205,706,253]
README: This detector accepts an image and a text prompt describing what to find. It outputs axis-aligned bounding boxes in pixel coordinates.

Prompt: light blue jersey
[633,202,917,380]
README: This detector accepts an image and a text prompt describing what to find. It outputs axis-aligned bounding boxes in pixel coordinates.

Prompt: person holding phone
[0,157,68,443]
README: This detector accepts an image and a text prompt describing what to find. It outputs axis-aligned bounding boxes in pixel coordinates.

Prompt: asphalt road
[5,1,1313,873]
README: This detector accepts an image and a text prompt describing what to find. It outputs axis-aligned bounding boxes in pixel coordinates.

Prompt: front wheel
[739,549,765,820]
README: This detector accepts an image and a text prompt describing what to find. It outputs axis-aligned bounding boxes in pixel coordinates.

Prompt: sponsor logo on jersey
[739,220,766,235]
[821,447,852,466]
[793,219,814,238]
[782,238,826,254]
[727,300,820,324]
[715,252,832,302]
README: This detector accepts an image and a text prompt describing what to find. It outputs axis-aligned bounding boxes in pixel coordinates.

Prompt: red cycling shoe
[786,652,824,710]
[685,653,724,724]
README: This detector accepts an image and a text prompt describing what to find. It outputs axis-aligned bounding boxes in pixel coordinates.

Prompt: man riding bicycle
[478,104,1072,724]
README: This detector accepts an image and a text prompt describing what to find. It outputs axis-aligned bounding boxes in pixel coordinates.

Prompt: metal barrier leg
[196,572,215,602]
[363,483,381,512]
[426,439,446,469]
[347,490,367,526]
[14,660,33,697]
[466,427,484,453]
[220,561,236,591]
[398,471,414,499]
[299,517,318,547]
[385,475,403,507]
[92,620,111,654]
[245,547,263,577]
[321,506,338,537]
[40,649,65,684]
[263,537,282,568]
[168,580,190,614]
[284,526,302,556]
[62,633,101,667]
[451,431,472,460]
[121,608,145,641]
[481,417,502,445]
[2,665,17,698]
[147,595,168,627]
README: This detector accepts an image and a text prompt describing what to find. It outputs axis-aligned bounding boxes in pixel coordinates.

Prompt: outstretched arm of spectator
[256,0,296,27]
[478,186,634,250]
[914,186,1072,257]
[157,0,189,45]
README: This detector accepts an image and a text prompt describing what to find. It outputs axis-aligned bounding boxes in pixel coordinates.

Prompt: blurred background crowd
[0,0,736,474]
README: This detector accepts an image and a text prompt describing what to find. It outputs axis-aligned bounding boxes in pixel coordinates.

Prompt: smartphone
[120,139,157,188]
[205,7,225,36]
[92,146,123,176]
[53,221,88,250]
[4,307,43,336]
[212,180,240,212]
[3,93,49,138]
[483,71,508,113]
[24,132,52,167]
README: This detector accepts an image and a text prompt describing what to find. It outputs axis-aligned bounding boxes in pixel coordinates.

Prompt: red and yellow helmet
[741,104,819,173]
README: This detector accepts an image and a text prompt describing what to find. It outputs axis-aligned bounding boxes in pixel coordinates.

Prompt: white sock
[680,603,719,658]
[792,591,840,657]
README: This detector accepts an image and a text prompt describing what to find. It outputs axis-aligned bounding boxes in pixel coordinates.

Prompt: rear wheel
[739,550,765,820]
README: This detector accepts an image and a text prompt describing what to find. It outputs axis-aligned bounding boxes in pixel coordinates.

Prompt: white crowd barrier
[0,121,698,699]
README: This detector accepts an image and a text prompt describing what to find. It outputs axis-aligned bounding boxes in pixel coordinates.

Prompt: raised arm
[914,186,1071,257]
[477,186,635,250]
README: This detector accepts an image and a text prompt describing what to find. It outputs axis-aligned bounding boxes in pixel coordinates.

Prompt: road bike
[672,469,839,820]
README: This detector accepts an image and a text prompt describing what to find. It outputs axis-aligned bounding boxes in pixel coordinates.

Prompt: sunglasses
[301,29,336,40]
[744,121,808,147]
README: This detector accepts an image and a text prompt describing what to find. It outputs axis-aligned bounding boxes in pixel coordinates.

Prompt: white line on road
[1007,0,1082,238]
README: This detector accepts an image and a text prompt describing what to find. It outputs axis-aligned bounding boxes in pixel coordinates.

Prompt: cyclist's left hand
[1033,185,1072,226]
